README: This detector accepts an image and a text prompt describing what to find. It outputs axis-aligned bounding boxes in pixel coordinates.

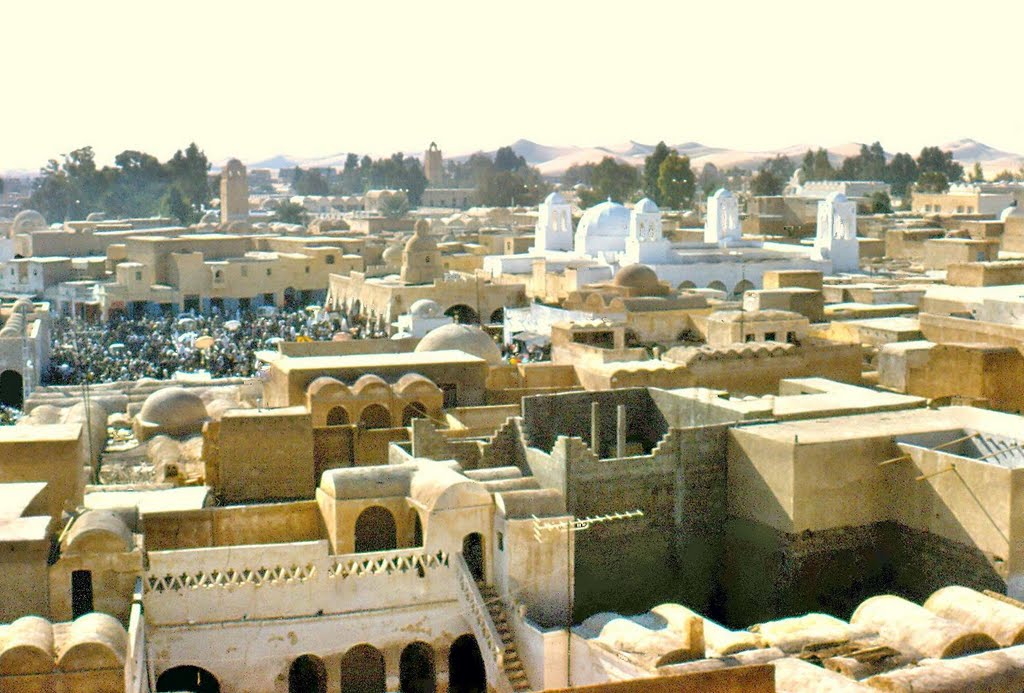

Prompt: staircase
[478,582,531,692]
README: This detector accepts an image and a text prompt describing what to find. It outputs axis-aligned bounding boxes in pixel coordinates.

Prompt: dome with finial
[404,219,437,254]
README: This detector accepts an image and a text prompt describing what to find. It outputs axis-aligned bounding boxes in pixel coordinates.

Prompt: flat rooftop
[0,423,82,444]
[274,349,485,373]
[739,405,1024,445]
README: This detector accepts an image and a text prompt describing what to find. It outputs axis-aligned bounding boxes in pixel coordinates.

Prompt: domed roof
[544,191,568,206]
[63,510,133,554]
[11,210,46,234]
[712,188,733,199]
[633,198,659,214]
[85,212,106,222]
[1000,204,1023,222]
[577,199,630,238]
[404,220,437,254]
[825,191,849,204]
[414,324,502,365]
[382,244,403,264]
[410,299,442,318]
[137,387,208,437]
[613,264,661,294]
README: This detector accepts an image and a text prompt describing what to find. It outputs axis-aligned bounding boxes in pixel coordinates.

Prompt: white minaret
[533,191,574,253]
[624,197,670,264]
[815,192,859,273]
[704,188,741,246]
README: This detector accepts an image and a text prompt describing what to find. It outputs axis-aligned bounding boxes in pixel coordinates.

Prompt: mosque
[327,220,528,327]
[483,189,859,300]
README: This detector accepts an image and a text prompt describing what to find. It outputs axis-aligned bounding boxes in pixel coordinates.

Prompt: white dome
[544,191,568,206]
[825,191,849,204]
[712,188,732,199]
[1000,205,1022,222]
[577,200,630,238]
[633,197,659,214]
[410,299,442,318]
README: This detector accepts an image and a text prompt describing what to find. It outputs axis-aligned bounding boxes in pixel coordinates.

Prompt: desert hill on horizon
[233,137,1024,179]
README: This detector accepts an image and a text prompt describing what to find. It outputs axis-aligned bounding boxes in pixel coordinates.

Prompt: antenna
[532,507,644,688]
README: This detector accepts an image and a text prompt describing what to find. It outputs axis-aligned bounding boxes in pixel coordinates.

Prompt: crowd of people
[44,307,387,385]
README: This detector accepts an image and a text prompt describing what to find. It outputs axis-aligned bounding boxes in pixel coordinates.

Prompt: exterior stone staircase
[477,582,531,692]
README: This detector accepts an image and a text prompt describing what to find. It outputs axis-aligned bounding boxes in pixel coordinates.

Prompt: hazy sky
[4,0,1023,170]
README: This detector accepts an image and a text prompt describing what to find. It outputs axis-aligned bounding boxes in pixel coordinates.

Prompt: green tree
[867,191,892,213]
[916,146,963,182]
[162,186,191,224]
[293,168,329,195]
[656,152,695,209]
[884,152,918,197]
[916,171,949,193]
[643,141,672,202]
[800,148,835,182]
[750,167,783,196]
[562,163,594,187]
[994,170,1017,182]
[580,157,640,206]
[494,146,527,172]
[969,162,985,182]
[839,142,886,180]
[274,201,308,225]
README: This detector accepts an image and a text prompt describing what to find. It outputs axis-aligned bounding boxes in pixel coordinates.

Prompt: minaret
[624,198,669,264]
[220,159,249,223]
[533,191,574,252]
[424,142,443,187]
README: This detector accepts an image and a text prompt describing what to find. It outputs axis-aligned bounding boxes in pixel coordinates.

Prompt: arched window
[289,654,327,693]
[360,403,392,429]
[400,642,436,693]
[355,506,397,553]
[327,406,350,426]
[156,665,220,692]
[341,644,386,693]
[448,635,485,693]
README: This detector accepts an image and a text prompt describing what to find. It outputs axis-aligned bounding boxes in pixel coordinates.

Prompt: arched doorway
[327,406,350,426]
[290,654,327,693]
[156,665,220,692]
[400,641,436,693]
[0,370,23,409]
[341,644,386,693]
[488,308,504,324]
[359,403,392,429]
[462,533,484,583]
[355,506,397,553]
[444,304,478,325]
[448,634,485,693]
[401,401,428,426]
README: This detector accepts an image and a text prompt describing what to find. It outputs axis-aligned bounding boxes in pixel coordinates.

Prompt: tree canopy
[656,152,695,209]
[27,143,212,224]
[578,157,640,207]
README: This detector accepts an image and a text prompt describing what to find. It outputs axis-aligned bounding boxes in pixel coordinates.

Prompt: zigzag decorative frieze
[144,551,449,593]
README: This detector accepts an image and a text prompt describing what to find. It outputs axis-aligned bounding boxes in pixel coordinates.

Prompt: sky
[4,0,1024,171]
